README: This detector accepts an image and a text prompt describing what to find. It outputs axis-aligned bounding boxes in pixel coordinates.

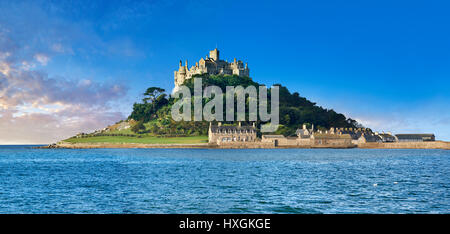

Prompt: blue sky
[1,0,449,143]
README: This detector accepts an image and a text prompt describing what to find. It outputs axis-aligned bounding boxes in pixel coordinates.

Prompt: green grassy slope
[64,135,208,144]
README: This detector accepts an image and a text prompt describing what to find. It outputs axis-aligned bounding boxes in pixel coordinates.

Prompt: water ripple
[0,146,449,213]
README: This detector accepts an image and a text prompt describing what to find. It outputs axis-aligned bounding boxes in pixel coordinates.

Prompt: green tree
[129,87,169,122]
[131,120,146,134]
[143,87,166,103]
[130,74,361,136]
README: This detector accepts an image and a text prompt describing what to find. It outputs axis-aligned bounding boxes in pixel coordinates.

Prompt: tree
[129,74,361,136]
[149,123,159,134]
[143,87,166,104]
[129,87,169,122]
[131,120,146,134]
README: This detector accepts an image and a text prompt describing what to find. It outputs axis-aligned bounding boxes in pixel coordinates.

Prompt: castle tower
[174,60,187,86]
[209,48,219,61]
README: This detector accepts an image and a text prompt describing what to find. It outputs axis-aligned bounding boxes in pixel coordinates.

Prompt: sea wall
[44,140,450,149]
[358,141,450,150]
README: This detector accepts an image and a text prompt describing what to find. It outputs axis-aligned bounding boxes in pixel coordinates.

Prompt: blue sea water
[0,146,449,214]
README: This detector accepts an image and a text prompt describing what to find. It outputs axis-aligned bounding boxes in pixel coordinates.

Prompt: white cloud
[0,66,128,143]
[34,53,50,66]
[353,111,450,141]
[0,107,124,144]
[0,3,130,144]
[78,79,92,86]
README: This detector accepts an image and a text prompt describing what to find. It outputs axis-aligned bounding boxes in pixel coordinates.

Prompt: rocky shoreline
[39,141,450,150]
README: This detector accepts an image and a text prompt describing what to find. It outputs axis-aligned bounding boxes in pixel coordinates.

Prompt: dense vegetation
[128,74,360,136]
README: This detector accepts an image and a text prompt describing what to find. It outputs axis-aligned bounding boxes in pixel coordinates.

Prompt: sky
[0,0,449,144]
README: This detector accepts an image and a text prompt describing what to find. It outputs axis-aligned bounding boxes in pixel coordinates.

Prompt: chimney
[303,124,307,130]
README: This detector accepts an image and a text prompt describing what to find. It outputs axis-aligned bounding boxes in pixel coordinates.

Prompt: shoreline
[40,141,450,150]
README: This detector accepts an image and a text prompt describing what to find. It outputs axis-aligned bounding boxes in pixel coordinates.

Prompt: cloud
[1,68,128,108]
[0,1,131,144]
[0,107,125,144]
[51,43,66,53]
[0,60,129,143]
[34,53,50,66]
[353,109,450,141]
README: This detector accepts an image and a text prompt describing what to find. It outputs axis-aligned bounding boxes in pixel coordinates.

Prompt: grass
[64,135,208,144]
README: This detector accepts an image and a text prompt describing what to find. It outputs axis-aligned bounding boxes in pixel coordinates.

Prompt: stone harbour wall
[358,141,450,149]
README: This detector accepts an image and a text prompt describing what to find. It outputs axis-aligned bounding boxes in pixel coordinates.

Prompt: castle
[174,48,250,86]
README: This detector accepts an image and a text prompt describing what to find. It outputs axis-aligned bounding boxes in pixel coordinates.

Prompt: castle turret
[178,65,186,73]
[174,60,187,86]
[209,48,219,61]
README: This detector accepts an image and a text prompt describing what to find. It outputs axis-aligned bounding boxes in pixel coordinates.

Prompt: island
[43,49,449,150]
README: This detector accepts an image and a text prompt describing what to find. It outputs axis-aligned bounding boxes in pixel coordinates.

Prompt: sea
[0,145,449,214]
